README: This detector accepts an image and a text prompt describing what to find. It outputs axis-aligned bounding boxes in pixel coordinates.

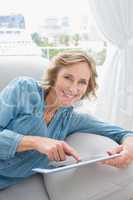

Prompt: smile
[62,90,76,99]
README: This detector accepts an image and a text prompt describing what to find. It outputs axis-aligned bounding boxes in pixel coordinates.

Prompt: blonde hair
[41,50,98,99]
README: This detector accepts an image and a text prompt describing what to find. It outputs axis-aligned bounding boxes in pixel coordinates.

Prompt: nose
[68,83,80,95]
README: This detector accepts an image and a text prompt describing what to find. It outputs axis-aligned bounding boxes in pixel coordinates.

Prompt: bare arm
[16,136,37,152]
[17,135,81,162]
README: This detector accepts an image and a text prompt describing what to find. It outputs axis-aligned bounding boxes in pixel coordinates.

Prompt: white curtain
[88,0,133,130]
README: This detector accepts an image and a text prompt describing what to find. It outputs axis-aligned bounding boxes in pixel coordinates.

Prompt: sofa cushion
[43,133,133,200]
[0,174,49,200]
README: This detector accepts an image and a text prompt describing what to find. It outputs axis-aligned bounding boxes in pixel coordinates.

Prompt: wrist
[32,136,42,150]
[17,136,40,152]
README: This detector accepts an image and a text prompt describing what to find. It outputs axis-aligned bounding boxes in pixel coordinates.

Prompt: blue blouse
[0,76,133,189]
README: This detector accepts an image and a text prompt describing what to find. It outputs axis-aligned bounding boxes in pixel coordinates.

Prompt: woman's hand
[102,137,133,168]
[34,136,81,162]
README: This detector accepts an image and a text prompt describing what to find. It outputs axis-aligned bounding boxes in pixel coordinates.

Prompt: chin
[60,99,76,107]
[60,102,72,107]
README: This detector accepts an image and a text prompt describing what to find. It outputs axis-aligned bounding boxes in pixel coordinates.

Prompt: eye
[79,80,87,85]
[64,76,69,79]
[64,76,73,81]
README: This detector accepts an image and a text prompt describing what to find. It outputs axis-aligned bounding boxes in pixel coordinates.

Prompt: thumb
[62,142,81,161]
[107,145,123,155]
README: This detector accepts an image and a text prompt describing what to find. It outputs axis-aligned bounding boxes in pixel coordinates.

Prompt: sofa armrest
[43,133,133,200]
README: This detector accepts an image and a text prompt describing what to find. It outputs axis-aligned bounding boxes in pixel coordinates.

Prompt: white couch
[0,55,133,200]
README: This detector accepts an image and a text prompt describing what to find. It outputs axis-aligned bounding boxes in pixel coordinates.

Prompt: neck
[45,87,60,112]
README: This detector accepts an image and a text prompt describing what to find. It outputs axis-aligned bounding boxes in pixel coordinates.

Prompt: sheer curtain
[88,0,133,129]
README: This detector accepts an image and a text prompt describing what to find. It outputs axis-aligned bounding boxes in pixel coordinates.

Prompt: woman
[0,50,133,189]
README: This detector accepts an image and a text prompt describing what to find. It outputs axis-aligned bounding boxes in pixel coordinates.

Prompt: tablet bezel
[32,153,122,174]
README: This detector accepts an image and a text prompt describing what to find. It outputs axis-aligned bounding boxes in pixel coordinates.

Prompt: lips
[62,90,75,99]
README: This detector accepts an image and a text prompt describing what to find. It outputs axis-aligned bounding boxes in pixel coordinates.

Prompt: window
[0,0,107,64]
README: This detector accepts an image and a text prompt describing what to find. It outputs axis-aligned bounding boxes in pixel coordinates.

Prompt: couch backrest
[0,55,48,90]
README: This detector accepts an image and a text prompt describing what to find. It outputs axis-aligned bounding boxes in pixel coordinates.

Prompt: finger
[57,144,66,161]
[48,151,54,161]
[52,147,61,161]
[62,142,81,161]
[102,158,118,166]
[101,153,130,167]
[115,145,124,153]
[107,145,123,155]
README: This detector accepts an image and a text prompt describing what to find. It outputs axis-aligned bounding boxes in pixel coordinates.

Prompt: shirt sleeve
[0,77,25,160]
[67,111,133,144]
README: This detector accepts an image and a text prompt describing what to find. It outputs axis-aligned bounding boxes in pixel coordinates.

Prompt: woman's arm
[17,135,81,161]
[67,111,133,167]
[0,77,38,160]
[67,111,133,144]
[0,78,25,160]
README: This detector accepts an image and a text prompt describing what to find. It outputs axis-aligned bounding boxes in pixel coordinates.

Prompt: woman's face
[53,62,91,107]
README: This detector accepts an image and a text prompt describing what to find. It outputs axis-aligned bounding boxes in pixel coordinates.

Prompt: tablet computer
[32,153,122,174]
